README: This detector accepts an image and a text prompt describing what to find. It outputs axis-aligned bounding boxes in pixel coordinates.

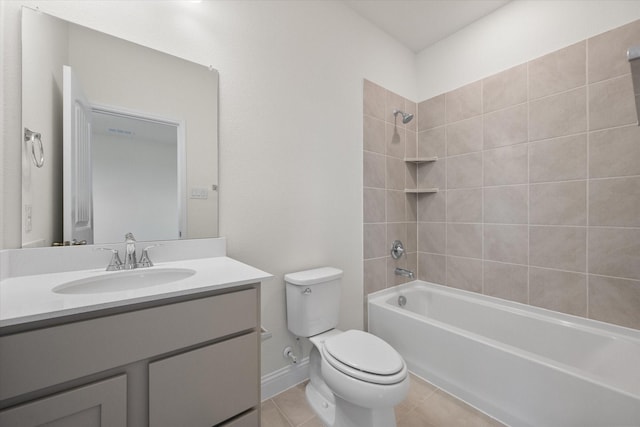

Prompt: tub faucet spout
[395,267,414,279]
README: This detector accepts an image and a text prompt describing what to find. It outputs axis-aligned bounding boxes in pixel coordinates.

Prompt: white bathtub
[368,281,640,427]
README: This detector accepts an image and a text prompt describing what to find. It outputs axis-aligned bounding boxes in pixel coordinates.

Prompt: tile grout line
[383,92,389,289]
[444,96,448,287]
[270,397,297,427]
[526,57,531,305]
[585,38,591,320]
[480,78,485,295]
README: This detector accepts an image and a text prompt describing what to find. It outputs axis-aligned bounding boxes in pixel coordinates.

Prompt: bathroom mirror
[21,7,218,247]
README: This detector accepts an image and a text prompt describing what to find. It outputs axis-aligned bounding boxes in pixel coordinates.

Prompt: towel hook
[24,128,44,168]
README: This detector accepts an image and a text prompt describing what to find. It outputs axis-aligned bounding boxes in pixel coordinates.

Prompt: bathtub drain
[398,295,407,307]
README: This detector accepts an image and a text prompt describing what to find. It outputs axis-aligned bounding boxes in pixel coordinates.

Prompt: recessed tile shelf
[404,157,439,193]
[404,188,439,194]
[404,156,438,163]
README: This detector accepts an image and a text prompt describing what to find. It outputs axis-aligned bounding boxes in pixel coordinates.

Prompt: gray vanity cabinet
[149,332,258,426]
[0,375,127,426]
[0,285,261,426]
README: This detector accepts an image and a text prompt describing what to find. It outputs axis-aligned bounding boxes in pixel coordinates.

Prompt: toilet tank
[285,267,343,337]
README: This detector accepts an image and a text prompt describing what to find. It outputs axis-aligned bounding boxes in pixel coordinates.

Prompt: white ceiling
[343,0,511,53]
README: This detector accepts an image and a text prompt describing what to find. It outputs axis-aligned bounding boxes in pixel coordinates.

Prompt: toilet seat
[321,330,407,385]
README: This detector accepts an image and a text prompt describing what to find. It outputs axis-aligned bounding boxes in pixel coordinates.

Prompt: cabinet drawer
[0,375,126,427]
[149,332,259,427]
[0,288,257,400]
[218,409,259,427]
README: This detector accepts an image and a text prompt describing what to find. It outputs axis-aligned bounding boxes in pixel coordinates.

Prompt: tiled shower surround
[363,19,640,330]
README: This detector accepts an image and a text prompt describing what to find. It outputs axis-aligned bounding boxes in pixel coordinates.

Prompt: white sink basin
[52,268,196,295]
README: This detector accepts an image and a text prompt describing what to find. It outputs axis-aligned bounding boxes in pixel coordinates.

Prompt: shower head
[393,109,414,124]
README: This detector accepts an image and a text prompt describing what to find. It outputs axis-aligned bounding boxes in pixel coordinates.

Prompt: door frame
[90,103,187,240]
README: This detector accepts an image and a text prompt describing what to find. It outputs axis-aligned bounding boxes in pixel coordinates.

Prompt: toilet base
[305,382,398,427]
[334,395,397,427]
[306,382,335,427]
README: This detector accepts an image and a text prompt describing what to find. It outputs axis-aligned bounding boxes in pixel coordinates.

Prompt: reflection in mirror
[21,7,218,247]
[89,107,185,243]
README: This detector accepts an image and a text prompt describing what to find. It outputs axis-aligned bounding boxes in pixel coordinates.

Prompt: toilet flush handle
[302,287,312,295]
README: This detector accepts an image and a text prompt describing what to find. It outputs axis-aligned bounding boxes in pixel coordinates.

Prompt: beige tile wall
[364,20,640,331]
[413,19,640,330]
[363,80,418,325]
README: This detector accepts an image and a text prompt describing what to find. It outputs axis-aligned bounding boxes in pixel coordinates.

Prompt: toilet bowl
[285,268,409,427]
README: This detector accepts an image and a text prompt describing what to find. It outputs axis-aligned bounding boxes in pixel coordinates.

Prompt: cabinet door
[0,375,126,427]
[149,332,258,427]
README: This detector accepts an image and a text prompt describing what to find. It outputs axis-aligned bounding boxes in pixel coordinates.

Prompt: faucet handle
[138,244,161,268]
[391,240,405,259]
[95,248,124,271]
[124,232,136,242]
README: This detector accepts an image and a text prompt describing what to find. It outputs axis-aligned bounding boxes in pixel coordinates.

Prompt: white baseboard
[261,357,310,401]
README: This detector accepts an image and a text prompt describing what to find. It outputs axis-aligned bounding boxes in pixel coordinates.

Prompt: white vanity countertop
[0,256,272,329]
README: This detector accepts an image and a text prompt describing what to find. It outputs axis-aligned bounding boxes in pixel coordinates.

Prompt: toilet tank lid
[284,267,343,286]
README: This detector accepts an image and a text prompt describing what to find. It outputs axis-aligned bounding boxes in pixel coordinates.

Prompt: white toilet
[285,267,409,427]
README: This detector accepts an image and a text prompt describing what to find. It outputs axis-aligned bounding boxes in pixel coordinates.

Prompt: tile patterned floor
[261,373,505,427]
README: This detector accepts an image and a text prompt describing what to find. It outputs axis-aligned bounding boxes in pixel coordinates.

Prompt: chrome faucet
[97,233,158,271]
[96,248,124,271]
[394,267,415,280]
[137,245,158,268]
[124,232,138,269]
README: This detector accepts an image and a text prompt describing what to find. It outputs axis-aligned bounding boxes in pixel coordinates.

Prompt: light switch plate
[24,205,32,232]
[190,187,208,199]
